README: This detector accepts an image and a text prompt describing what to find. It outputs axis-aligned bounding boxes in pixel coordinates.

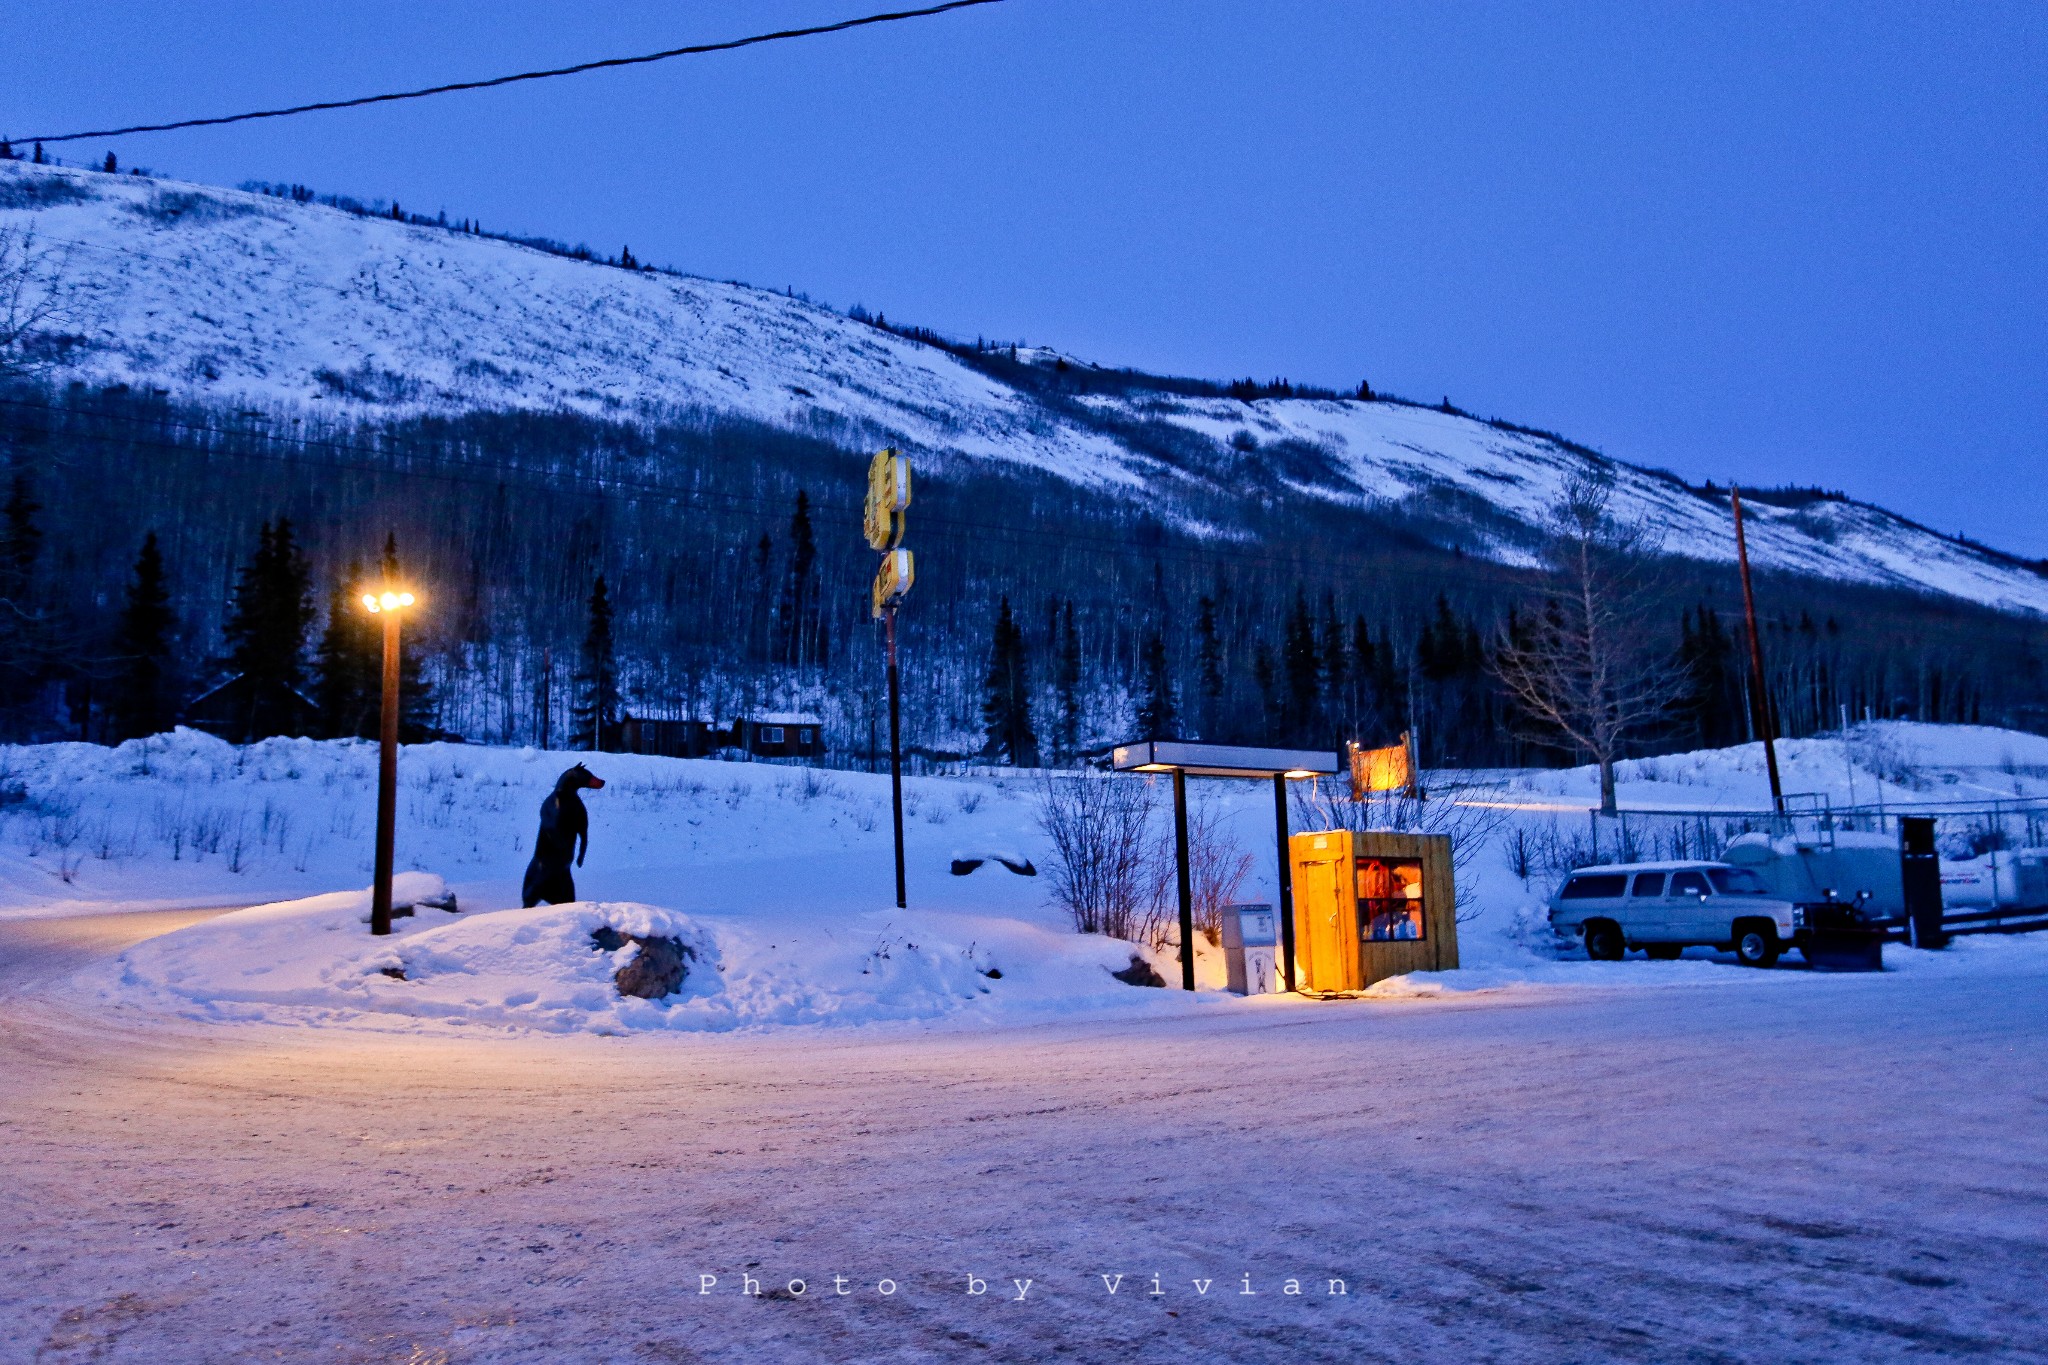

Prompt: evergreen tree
[1676,604,1743,749]
[573,574,621,752]
[314,560,376,739]
[1349,615,1396,741]
[380,533,435,740]
[1281,590,1321,742]
[1055,598,1082,763]
[1253,641,1280,734]
[1194,595,1224,740]
[0,469,40,605]
[980,596,1036,765]
[1416,595,1469,683]
[0,469,46,710]
[1319,599,1349,738]
[221,518,314,740]
[1135,629,1177,739]
[775,491,824,667]
[110,531,175,741]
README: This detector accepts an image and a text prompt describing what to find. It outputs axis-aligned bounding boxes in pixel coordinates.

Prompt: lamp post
[362,587,417,936]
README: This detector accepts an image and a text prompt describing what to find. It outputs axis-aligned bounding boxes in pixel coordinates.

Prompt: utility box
[1220,903,1279,996]
[1289,830,1458,992]
[1899,816,1946,949]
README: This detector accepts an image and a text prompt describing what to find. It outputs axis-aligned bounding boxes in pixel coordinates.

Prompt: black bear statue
[521,763,606,907]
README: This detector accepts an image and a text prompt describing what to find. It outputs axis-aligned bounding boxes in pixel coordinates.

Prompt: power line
[18,0,1010,146]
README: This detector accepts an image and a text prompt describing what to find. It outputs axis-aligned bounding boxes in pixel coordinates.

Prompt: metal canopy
[1111,739,1340,780]
[1109,738,1340,994]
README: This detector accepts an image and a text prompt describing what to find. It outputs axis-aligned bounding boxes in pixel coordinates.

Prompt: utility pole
[1172,768,1195,991]
[865,449,914,909]
[362,585,418,935]
[1731,487,1784,813]
[885,606,906,909]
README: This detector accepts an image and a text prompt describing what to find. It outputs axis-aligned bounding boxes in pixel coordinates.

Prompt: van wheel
[1645,944,1682,961]
[1584,921,1625,962]
[1734,923,1780,967]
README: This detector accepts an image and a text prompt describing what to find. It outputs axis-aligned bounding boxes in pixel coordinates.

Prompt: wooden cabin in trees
[734,713,826,760]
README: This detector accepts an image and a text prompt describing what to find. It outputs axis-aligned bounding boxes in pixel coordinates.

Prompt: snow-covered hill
[7,160,2045,614]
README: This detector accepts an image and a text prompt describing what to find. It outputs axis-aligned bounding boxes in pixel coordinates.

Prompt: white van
[1548,860,1802,966]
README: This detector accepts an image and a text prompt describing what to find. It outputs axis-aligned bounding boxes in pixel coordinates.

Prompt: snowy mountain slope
[1119,393,2048,609]
[7,160,2045,614]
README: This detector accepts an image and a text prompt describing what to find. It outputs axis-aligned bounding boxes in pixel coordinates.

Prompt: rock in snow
[591,926,691,999]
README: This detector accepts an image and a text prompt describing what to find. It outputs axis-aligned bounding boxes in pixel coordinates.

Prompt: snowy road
[3,912,2045,1364]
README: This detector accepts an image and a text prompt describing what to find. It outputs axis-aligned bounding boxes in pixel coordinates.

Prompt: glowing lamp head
[361,589,418,614]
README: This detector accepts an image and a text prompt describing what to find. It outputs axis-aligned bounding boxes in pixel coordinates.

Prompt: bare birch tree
[0,227,74,379]
[1036,770,1160,942]
[1491,469,1683,813]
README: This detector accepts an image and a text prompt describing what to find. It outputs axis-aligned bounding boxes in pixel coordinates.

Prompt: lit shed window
[1357,858,1426,941]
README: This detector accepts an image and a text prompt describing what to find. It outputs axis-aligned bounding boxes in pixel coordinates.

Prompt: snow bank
[106,881,1217,1035]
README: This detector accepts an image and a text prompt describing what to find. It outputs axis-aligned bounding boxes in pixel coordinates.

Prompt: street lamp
[361,588,418,936]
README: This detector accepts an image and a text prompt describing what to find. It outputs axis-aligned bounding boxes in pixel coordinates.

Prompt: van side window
[1560,874,1627,900]
[1630,872,1666,897]
[1669,871,1709,896]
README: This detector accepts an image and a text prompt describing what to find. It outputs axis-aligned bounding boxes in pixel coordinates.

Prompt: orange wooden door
[1291,834,1362,992]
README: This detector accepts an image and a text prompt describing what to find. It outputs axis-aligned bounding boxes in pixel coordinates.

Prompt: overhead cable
[18,0,1009,145]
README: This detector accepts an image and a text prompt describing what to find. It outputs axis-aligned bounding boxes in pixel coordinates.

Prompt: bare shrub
[0,224,79,377]
[1291,779,1508,922]
[1846,725,1925,792]
[1158,795,1255,946]
[1036,772,1159,942]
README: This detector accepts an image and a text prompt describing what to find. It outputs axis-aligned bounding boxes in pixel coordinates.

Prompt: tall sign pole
[865,449,914,909]
[885,607,906,908]
[362,585,418,936]
[1730,487,1784,813]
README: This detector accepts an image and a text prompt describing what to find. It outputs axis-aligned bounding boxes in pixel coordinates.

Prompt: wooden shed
[1288,829,1458,992]
[619,716,726,759]
[733,713,826,760]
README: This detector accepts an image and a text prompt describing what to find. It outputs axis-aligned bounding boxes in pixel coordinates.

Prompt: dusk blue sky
[8,1,2044,555]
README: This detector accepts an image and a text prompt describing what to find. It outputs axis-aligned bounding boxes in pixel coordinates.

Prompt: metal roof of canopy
[1110,740,1341,780]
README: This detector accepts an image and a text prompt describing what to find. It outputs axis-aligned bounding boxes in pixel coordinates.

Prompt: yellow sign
[864,448,911,551]
[871,548,914,619]
[1349,732,1416,798]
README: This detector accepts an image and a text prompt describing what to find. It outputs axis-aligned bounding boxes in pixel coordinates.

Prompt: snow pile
[6,159,2044,613]
[109,881,1207,1034]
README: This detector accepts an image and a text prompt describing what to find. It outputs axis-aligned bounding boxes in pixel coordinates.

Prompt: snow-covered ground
[9,158,2047,613]
[4,907,2045,1363]
[2,721,2044,1039]
[5,723,2047,1360]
